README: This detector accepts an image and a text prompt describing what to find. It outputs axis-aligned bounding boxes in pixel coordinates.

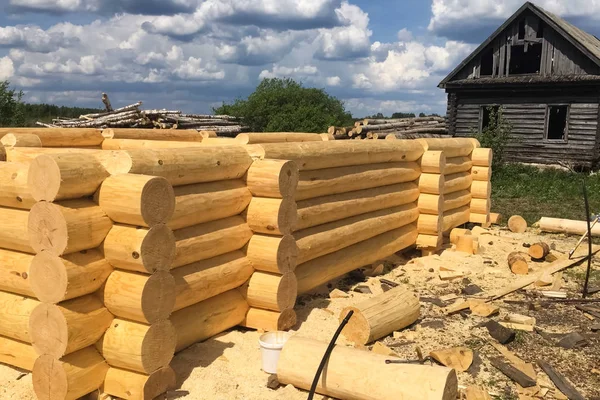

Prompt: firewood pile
[36,94,247,135]
[328,116,449,140]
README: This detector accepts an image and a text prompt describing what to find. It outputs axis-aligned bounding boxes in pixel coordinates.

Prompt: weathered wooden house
[439,2,600,167]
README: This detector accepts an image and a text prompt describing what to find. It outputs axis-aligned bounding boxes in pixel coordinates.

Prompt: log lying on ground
[471,181,491,199]
[444,172,473,194]
[296,162,420,201]
[171,289,249,352]
[1,133,42,148]
[246,234,297,274]
[419,173,444,195]
[471,148,493,167]
[0,290,39,342]
[0,128,104,147]
[296,204,419,264]
[104,224,175,274]
[30,249,112,303]
[529,242,550,260]
[242,308,297,331]
[98,174,175,227]
[450,228,471,244]
[420,151,446,174]
[172,216,253,269]
[296,182,419,231]
[28,199,113,256]
[443,206,471,233]
[0,206,34,253]
[103,366,176,400]
[123,147,252,186]
[102,139,205,150]
[29,295,113,358]
[103,128,203,142]
[245,159,299,199]
[97,319,176,374]
[245,197,297,235]
[416,138,477,158]
[444,156,473,174]
[456,235,475,254]
[102,270,175,324]
[297,223,418,293]
[340,285,420,345]
[508,215,527,233]
[0,162,36,209]
[242,272,297,312]
[0,249,35,297]
[236,132,324,144]
[277,336,458,400]
[172,251,254,311]
[169,180,252,230]
[248,141,424,171]
[538,217,600,236]
[508,252,529,275]
[0,335,37,371]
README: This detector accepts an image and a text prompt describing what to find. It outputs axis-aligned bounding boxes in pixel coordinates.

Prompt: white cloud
[259,65,318,79]
[314,2,371,60]
[173,57,225,80]
[397,28,413,42]
[0,25,74,53]
[9,0,93,13]
[0,57,15,80]
[326,76,341,86]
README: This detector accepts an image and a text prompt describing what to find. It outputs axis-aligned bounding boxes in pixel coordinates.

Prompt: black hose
[582,182,593,298]
[307,310,354,400]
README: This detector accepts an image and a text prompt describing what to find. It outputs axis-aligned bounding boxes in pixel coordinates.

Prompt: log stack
[469,148,493,225]
[417,150,445,251]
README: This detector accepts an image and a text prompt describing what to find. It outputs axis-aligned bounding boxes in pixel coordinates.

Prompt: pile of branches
[37,94,247,135]
[328,116,449,140]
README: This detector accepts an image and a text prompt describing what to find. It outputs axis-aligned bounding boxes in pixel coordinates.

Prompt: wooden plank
[537,360,585,400]
[490,357,537,388]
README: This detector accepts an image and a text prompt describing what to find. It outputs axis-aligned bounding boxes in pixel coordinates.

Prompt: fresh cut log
[97,319,176,374]
[103,366,176,400]
[442,206,470,232]
[471,181,491,199]
[471,148,493,167]
[538,217,600,236]
[29,249,112,303]
[508,215,527,233]
[0,249,35,297]
[418,193,444,214]
[456,235,475,254]
[419,173,444,195]
[471,198,491,214]
[0,335,37,371]
[242,308,297,332]
[471,166,491,181]
[470,213,490,225]
[0,127,104,147]
[245,197,297,235]
[170,289,249,352]
[103,128,203,142]
[102,139,205,150]
[28,199,113,256]
[508,252,529,275]
[277,336,458,400]
[444,156,473,174]
[450,228,471,244]
[420,151,446,174]
[236,132,323,144]
[0,290,39,342]
[418,213,442,236]
[0,162,36,209]
[246,234,298,274]
[245,159,299,198]
[29,295,113,358]
[0,206,34,253]
[340,285,420,345]
[529,242,550,260]
[444,172,472,194]
[242,272,298,312]
[1,133,42,148]
[416,137,476,158]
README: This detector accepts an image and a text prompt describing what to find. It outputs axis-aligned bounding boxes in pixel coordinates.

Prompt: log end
[140,176,176,226]
[141,320,177,373]
[29,303,69,358]
[235,134,250,145]
[471,148,493,167]
[1,133,42,148]
[28,201,69,255]
[278,235,299,274]
[30,252,69,303]
[28,155,62,202]
[141,272,177,323]
[340,306,370,345]
[277,308,297,331]
[277,273,298,311]
[278,161,300,198]
[32,355,69,400]
[102,151,133,175]
[528,242,550,260]
[142,225,177,273]
[442,369,459,400]
[508,215,528,233]
[144,366,177,398]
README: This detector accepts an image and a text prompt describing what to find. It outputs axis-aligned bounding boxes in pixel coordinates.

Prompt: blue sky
[0,0,599,117]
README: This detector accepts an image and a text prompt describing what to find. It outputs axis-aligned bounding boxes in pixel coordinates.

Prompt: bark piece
[485,320,515,344]
[490,357,537,388]
[537,359,585,400]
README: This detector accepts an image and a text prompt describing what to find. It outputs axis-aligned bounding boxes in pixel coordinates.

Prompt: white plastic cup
[258,331,293,374]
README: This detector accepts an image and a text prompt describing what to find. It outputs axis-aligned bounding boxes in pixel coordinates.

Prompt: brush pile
[328,116,448,140]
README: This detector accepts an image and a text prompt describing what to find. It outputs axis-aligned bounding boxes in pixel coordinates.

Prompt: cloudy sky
[1,0,599,117]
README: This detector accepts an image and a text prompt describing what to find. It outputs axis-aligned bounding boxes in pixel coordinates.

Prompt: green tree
[474,106,513,166]
[214,78,353,132]
[0,81,25,127]
[391,112,415,119]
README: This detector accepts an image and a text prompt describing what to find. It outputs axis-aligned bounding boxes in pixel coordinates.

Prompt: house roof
[438,2,600,88]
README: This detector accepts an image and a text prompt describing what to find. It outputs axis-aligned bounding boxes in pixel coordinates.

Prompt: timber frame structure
[439,2,600,167]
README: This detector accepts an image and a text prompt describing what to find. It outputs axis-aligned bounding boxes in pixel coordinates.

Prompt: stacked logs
[416,150,445,250]
[469,148,493,225]
[328,116,448,140]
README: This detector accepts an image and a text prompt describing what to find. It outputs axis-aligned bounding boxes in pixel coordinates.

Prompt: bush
[0,81,24,127]
[474,106,513,166]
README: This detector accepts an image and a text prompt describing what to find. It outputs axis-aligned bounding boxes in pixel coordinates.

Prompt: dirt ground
[1,225,599,400]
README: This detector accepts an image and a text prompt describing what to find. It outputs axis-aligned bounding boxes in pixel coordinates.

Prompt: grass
[491,164,600,225]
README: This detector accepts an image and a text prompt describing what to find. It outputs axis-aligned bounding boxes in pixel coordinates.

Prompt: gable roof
[438,2,600,88]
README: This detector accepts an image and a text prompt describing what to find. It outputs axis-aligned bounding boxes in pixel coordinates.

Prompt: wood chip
[465,386,492,400]
[470,301,500,317]
[430,347,473,372]
[371,342,397,357]
[540,291,567,299]
[503,313,536,326]
[499,322,534,332]
[329,289,349,299]
[440,293,459,302]
[440,270,464,281]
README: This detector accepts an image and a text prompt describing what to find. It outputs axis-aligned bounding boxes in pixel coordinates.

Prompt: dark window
[537,22,544,39]
[518,20,526,40]
[481,106,500,132]
[509,43,542,74]
[481,48,494,76]
[546,105,568,140]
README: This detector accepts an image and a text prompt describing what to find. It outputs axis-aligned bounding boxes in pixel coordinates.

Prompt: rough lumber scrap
[246,234,298,274]
[242,271,297,312]
[103,224,175,274]
[340,285,420,345]
[101,270,175,324]
[0,290,39,342]
[245,159,299,199]
[0,133,42,148]
[277,336,458,400]
[28,199,113,256]
[242,308,297,331]
[537,360,586,400]
[296,204,419,264]
[508,215,527,233]
[236,132,324,144]
[247,140,424,171]
[103,366,176,400]
[296,223,418,293]
[0,128,104,147]
[103,128,204,142]
[32,347,109,400]
[97,319,176,374]
[29,295,113,358]
[0,249,35,297]
[538,217,600,236]
[0,206,34,253]
[169,180,252,231]
[98,174,175,227]
[171,289,249,352]
[171,251,254,311]
[0,162,36,210]
[30,249,112,304]
[466,386,492,400]
[0,335,37,371]
[429,347,474,372]
[245,197,297,236]
[296,162,420,201]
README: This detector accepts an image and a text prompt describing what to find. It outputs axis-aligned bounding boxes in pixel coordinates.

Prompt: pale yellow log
[444,172,472,194]
[508,215,528,233]
[245,159,299,198]
[172,216,253,269]
[490,212,502,225]
[200,138,240,145]
[537,217,600,236]
[442,206,470,232]
[0,162,36,209]
[29,295,113,358]
[242,308,297,332]
[444,157,473,175]
[471,181,491,199]
[236,132,324,144]
[450,228,471,244]
[340,285,420,345]
[97,319,176,374]
[471,198,491,215]
[103,366,176,400]
[103,224,176,274]
[418,213,442,235]
[102,139,205,150]
[456,235,475,254]
[0,206,34,253]
[245,197,297,235]
[416,234,443,249]
[0,290,39,343]
[296,182,419,231]
[419,173,444,195]
[0,133,42,148]
[250,140,424,170]
[168,180,252,231]
[0,143,4,161]
[103,128,203,142]
[420,151,446,174]
[30,249,112,303]
[471,148,493,167]
[418,193,444,215]
[471,166,491,181]
[246,234,298,274]
[296,162,420,201]
[297,224,418,293]
[98,174,175,227]
[199,131,217,138]
[102,270,175,324]
[278,336,458,400]
[241,272,298,312]
[320,133,335,141]
[0,128,104,147]
[0,249,35,297]
[416,138,475,158]
[28,199,113,256]
[470,213,490,225]
[0,335,37,371]
[444,190,472,212]
[171,289,249,352]
[172,251,254,312]
[123,147,252,186]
